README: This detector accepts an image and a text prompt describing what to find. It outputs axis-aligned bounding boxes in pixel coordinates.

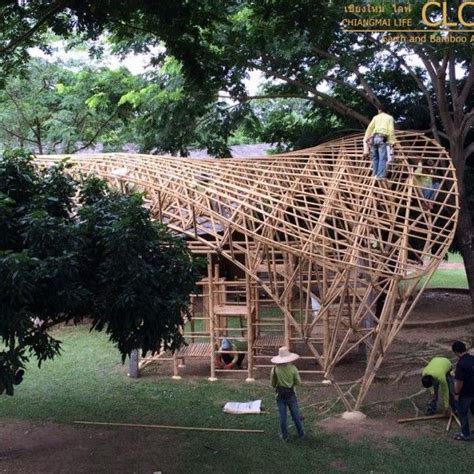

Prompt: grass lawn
[422,252,468,289]
[1,326,473,473]
[427,269,468,289]
[446,252,464,263]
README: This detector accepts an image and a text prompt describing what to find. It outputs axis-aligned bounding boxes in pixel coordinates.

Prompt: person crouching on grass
[421,356,453,416]
[271,346,305,441]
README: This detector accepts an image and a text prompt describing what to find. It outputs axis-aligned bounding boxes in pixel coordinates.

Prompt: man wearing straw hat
[271,347,305,441]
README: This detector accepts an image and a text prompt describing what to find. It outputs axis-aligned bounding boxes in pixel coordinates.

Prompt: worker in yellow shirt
[363,104,396,180]
[421,356,453,415]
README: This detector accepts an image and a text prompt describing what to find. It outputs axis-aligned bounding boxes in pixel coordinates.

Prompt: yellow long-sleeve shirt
[422,357,452,409]
[363,112,396,153]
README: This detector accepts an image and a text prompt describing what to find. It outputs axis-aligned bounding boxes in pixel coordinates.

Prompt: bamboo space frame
[36,131,459,410]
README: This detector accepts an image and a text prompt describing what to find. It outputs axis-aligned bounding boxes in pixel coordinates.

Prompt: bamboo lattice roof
[36,130,458,281]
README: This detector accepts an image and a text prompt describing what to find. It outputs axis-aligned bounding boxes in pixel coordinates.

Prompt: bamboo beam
[74,421,264,433]
[398,414,447,424]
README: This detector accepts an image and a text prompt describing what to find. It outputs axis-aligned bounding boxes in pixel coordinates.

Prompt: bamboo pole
[74,421,264,433]
[245,255,254,382]
[207,254,217,381]
[398,414,447,424]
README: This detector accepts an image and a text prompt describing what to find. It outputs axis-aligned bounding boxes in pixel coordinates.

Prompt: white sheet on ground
[223,400,262,414]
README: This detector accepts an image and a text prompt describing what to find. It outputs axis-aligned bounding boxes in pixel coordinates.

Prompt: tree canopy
[0,150,201,394]
[0,58,142,154]
[2,1,469,156]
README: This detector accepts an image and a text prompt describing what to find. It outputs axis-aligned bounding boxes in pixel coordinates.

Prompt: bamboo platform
[176,342,212,358]
[139,342,212,371]
[35,131,459,410]
[253,335,285,348]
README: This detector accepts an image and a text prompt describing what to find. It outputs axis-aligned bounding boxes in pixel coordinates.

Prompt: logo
[342,1,474,43]
[422,1,474,28]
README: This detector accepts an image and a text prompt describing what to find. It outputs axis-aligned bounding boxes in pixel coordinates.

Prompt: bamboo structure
[36,131,459,410]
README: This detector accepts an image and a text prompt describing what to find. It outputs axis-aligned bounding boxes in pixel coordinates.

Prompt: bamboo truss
[35,131,459,410]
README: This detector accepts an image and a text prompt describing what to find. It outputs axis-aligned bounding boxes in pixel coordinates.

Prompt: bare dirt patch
[318,411,449,446]
[319,416,402,445]
[329,459,349,471]
[0,420,186,474]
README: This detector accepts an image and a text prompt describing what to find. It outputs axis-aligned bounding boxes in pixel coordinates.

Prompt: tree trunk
[452,145,474,311]
[35,121,43,155]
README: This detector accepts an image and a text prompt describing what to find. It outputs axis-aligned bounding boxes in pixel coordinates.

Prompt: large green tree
[0,58,142,154]
[0,150,201,395]
[120,57,252,156]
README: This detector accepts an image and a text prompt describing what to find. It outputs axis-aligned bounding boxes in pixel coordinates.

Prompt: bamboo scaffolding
[35,131,459,410]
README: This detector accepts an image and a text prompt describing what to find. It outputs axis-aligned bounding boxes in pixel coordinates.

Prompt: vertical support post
[208,253,217,381]
[172,323,184,379]
[172,352,182,379]
[245,257,255,382]
[128,350,139,378]
[214,262,222,338]
[190,294,195,344]
[284,256,292,348]
[254,281,260,339]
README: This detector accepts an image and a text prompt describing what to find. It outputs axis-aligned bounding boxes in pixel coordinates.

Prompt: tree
[242,96,362,152]
[117,56,252,157]
[0,1,233,86]
[0,58,142,154]
[0,150,202,395]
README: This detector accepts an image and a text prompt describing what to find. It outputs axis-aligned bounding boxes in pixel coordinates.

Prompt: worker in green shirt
[421,356,453,415]
[271,346,305,441]
[414,160,439,211]
[363,104,396,180]
[218,338,247,369]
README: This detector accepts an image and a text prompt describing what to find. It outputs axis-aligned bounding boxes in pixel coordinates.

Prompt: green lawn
[427,269,468,289]
[2,326,473,473]
[424,252,468,289]
[446,252,464,263]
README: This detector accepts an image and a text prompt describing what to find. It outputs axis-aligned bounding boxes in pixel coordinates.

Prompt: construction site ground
[1,289,473,473]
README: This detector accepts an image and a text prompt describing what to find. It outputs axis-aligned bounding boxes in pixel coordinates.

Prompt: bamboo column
[245,255,255,382]
[207,253,217,381]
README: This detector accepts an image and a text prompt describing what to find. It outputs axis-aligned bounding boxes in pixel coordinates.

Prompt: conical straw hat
[271,346,300,364]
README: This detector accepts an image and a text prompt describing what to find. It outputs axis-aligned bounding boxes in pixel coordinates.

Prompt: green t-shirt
[271,363,301,389]
[228,340,247,364]
[422,357,452,409]
[414,165,433,188]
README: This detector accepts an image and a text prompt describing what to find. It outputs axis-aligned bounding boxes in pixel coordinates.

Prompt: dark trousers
[276,393,305,440]
[426,373,454,414]
[221,353,245,367]
[457,396,474,438]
